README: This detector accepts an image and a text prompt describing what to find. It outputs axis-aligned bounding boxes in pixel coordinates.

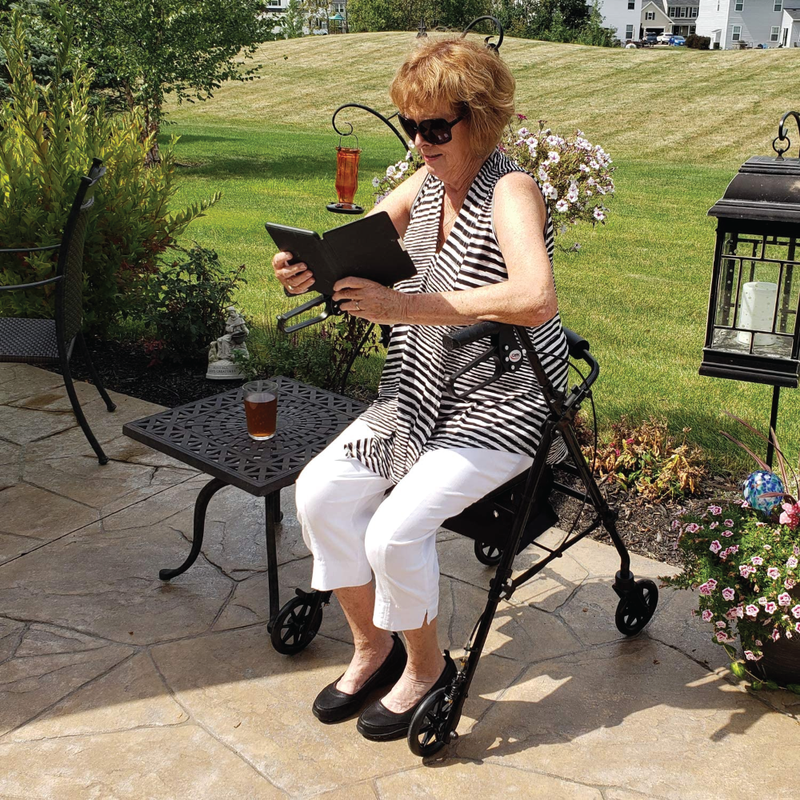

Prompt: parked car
[645,32,659,45]
[669,35,686,46]
[656,32,672,43]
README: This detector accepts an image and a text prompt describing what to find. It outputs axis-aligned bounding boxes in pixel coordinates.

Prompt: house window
[690,7,698,17]
[774,1,783,10]
[267,0,281,6]
[626,24,634,39]
[771,26,780,41]
[645,11,655,20]
[734,0,744,11]
[333,1,346,12]
[732,25,742,41]
[628,0,635,8]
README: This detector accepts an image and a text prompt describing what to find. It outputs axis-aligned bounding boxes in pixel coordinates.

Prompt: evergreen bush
[0,6,218,333]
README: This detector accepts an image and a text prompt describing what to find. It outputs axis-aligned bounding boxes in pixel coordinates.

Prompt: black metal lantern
[700,111,800,462]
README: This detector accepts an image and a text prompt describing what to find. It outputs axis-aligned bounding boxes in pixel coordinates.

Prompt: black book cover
[265,211,416,297]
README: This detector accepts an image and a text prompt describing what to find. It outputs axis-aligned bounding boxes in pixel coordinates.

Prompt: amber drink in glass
[335,146,361,209]
[243,380,278,441]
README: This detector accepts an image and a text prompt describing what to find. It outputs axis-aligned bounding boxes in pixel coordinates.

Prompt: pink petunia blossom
[744,650,757,660]
[708,505,723,515]
[796,622,800,633]
[706,579,718,589]
[722,587,736,601]
[716,631,732,643]
[786,578,797,590]
[684,523,700,533]
[716,621,727,628]
[778,593,792,606]
[724,519,734,527]
[736,605,745,618]
[752,556,764,566]
[787,556,798,569]
[767,567,781,580]
[709,540,722,554]
[721,529,733,537]
[671,519,680,530]
[779,501,800,529]
[726,608,739,620]
[772,628,781,641]
[765,602,778,614]
[746,605,759,617]
[699,583,713,596]
[791,605,800,619]
[709,521,719,529]
[758,597,768,605]
[701,609,714,622]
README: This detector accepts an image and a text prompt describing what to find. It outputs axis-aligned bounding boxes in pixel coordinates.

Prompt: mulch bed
[50,337,740,569]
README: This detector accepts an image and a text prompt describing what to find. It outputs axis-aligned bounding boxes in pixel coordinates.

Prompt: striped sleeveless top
[344,149,569,484]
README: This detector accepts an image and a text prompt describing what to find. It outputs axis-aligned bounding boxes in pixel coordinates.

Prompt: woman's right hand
[272,251,315,295]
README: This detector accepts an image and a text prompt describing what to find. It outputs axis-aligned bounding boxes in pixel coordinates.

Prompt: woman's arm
[271,165,428,295]
[333,171,559,327]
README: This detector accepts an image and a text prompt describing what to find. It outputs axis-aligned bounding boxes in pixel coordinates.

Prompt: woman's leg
[364,446,532,712]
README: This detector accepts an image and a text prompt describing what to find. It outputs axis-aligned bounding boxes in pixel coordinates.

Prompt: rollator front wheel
[474,539,503,566]
[615,579,658,636]
[270,594,323,655]
[408,687,456,757]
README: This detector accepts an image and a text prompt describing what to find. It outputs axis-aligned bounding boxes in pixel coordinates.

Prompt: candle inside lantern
[736,281,779,346]
[334,146,361,209]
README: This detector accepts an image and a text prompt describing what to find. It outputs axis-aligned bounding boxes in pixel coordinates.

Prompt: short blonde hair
[389,38,515,159]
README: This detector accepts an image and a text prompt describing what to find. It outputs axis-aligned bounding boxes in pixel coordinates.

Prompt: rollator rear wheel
[474,540,503,566]
[615,579,658,636]
[270,595,323,654]
[408,687,456,757]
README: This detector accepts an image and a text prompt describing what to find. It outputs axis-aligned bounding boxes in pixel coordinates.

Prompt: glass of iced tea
[243,380,278,441]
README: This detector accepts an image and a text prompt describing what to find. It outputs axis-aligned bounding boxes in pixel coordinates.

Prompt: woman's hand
[332,277,410,325]
[272,251,315,295]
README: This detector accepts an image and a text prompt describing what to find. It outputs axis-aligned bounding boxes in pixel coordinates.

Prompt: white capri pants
[295,419,532,631]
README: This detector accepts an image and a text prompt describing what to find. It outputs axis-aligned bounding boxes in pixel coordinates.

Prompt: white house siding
[697,0,792,48]
[641,1,673,33]
[782,8,800,45]
[596,0,643,41]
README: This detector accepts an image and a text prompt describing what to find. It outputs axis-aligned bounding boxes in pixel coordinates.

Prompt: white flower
[579,164,590,173]
[406,149,414,159]
[398,161,409,173]
[547,151,561,164]
[538,166,549,182]
[546,134,559,146]
[541,181,554,198]
[371,177,381,188]
[555,199,569,213]
[593,207,605,221]
[518,127,530,138]
[386,165,396,177]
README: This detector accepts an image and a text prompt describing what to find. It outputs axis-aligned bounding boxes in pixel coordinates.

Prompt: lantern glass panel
[710,230,799,359]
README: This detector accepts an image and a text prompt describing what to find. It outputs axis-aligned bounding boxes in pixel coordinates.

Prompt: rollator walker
[269,318,659,757]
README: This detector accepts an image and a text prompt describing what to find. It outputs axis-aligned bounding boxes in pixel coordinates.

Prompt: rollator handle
[442,321,502,351]
[562,327,600,389]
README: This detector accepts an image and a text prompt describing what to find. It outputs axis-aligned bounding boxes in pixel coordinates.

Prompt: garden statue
[206,306,249,380]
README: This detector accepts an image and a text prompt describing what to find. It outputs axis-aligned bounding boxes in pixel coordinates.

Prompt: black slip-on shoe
[356,651,457,742]
[312,633,407,724]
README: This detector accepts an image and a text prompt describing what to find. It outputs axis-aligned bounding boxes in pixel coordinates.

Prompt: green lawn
[164,33,800,471]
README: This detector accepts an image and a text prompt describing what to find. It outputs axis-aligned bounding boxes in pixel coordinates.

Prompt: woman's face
[402,103,477,186]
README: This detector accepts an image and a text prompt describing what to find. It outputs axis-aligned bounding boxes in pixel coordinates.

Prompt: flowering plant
[664,415,800,690]
[371,115,614,244]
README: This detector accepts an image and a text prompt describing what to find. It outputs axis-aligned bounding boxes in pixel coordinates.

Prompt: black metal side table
[123,377,364,649]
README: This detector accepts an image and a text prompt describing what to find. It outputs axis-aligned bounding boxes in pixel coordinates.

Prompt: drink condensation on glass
[243,380,278,441]
[335,146,361,208]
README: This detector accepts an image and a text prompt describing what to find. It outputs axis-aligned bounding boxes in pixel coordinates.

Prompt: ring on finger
[355,301,361,311]
[288,284,294,290]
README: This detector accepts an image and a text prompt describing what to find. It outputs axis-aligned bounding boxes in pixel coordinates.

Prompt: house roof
[644,0,699,12]
[784,8,800,20]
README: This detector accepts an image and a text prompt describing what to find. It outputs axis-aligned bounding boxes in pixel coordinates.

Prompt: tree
[280,0,305,38]
[347,0,490,33]
[66,0,270,148]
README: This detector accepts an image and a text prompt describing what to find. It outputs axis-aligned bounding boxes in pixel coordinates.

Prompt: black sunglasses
[397,113,465,146]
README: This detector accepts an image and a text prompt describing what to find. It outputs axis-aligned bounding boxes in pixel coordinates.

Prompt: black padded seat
[0,318,61,363]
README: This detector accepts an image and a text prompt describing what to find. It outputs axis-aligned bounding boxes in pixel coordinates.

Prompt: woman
[271,38,568,741]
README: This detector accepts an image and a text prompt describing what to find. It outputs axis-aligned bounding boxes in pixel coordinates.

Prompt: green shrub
[686,33,711,50]
[0,6,218,333]
[144,244,246,365]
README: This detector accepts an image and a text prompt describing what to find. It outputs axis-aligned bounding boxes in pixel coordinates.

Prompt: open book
[265,211,416,297]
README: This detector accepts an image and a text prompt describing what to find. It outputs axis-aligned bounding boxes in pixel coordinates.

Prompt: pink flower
[772,628,781,641]
[728,545,740,554]
[767,567,781,580]
[779,501,800,529]
[708,505,722,515]
[786,578,797,590]
[791,605,800,619]
[726,608,739,620]
[699,583,713,596]
[701,609,714,622]
[756,639,763,646]
[744,650,757,660]
[710,521,719,529]
[746,605,759,617]
[736,605,744,618]
[721,529,733,537]
[765,602,778,614]
[684,523,700,533]
[751,556,764,566]
[796,622,800,633]
[716,621,727,628]
[709,540,722,554]
[706,579,718,590]
[724,519,734,527]
[739,565,756,578]
[758,597,768,605]
[722,587,735,601]
[787,556,798,569]
[671,519,680,530]
[778,593,792,606]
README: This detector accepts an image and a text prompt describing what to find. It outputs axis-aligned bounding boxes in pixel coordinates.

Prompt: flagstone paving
[0,363,797,799]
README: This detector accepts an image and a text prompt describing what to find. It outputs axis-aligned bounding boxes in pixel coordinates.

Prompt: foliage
[371,116,615,243]
[347,0,490,32]
[143,245,246,365]
[0,7,218,332]
[664,501,800,690]
[64,0,270,143]
[686,34,711,50]
[233,315,382,392]
[280,0,306,38]
[588,416,707,502]
[575,1,615,47]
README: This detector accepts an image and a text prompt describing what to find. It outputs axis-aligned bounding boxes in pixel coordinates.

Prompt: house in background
[695,0,800,48]
[597,0,700,40]
[261,1,348,34]
[780,5,800,44]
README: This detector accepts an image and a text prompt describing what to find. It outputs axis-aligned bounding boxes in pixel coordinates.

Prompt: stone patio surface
[0,362,797,799]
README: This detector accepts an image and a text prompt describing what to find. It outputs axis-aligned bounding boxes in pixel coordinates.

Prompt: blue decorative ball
[742,470,785,517]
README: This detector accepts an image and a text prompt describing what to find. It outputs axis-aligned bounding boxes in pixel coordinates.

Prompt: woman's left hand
[332,277,410,325]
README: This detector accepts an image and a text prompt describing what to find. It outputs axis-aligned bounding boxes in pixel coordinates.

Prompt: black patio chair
[0,158,116,465]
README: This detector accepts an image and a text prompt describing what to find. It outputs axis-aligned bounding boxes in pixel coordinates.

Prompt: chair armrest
[0,243,60,254]
[0,275,63,292]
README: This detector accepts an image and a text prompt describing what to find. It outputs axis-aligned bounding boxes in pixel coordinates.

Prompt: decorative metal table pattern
[123,377,365,624]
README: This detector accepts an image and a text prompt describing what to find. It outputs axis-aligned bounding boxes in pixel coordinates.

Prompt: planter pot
[752,633,800,686]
